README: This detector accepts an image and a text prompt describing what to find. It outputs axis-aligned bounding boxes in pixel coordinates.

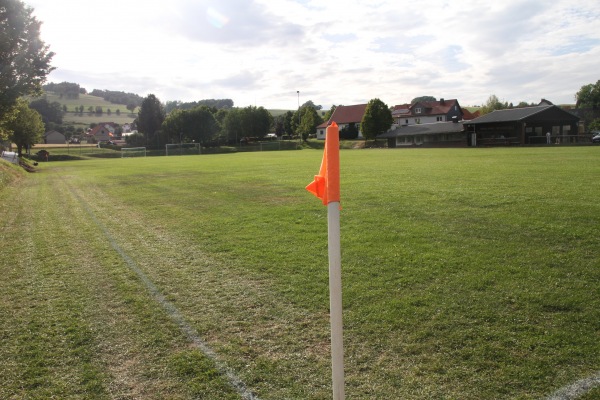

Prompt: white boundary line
[545,372,600,400]
[69,186,259,400]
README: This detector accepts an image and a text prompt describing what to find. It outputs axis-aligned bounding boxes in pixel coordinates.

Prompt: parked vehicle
[592,132,600,143]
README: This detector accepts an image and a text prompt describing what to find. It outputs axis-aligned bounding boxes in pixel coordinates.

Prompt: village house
[87,123,116,143]
[316,98,580,148]
[316,104,367,140]
[43,130,66,144]
[392,98,464,126]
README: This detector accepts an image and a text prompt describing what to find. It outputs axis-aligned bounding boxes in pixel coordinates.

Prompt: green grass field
[1,147,599,399]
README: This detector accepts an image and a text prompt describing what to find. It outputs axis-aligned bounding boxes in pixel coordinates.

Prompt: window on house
[415,108,422,114]
[436,116,443,121]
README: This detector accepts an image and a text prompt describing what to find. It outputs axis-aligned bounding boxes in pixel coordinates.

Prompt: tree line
[130,95,281,148]
[89,89,144,111]
[127,94,395,149]
[42,82,84,99]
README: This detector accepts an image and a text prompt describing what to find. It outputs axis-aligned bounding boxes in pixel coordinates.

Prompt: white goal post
[165,143,201,156]
[121,147,146,158]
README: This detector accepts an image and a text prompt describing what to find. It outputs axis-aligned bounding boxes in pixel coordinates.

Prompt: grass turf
[0,147,598,399]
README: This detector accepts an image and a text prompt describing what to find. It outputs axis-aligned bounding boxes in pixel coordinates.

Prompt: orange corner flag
[306,122,340,205]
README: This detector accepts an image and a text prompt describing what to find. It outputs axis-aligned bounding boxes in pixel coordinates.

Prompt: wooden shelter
[465,105,580,146]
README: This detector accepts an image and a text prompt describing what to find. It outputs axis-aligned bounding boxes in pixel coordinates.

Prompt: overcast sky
[28,0,600,110]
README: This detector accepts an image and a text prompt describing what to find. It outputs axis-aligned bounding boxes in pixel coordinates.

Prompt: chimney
[440,98,445,105]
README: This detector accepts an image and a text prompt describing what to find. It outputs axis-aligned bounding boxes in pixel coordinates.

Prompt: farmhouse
[87,123,115,143]
[392,98,463,126]
[316,104,367,140]
[464,104,581,145]
[43,130,66,144]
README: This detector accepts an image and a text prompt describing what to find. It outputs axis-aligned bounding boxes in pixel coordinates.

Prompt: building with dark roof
[464,105,580,145]
[43,130,66,144]
[378,121,467,147]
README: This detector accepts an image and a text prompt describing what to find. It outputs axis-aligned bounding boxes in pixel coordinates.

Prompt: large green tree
[575,80,600,109]
[411,96,436,104]
[240,106,272,139]
[479,94,508,115]
[29,98,64,126]
[0,0,55,127]
[361,98,393,140]
[162,106,219,145]
[6,99,44,156]
[137,94,165,147]
[297,106,320,141]
[188,106,219,145]
[283,110,294,136]
[221,108,244,144]
[322,105,337,123]
[161,109,185,142]
[221,106,273,144]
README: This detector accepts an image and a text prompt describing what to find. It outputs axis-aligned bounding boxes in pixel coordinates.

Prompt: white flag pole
[325,122,344,400]
[328,201,344,400]
[305,122,344,399]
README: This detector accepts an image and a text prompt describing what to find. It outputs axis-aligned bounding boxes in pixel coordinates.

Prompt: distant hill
[30,91,137,128]
[34,88,297,129]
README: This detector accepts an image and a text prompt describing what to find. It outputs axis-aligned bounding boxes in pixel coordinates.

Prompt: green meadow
[29,92,137,129]
[0,147,599,399]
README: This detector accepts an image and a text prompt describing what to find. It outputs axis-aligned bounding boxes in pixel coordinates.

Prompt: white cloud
[27,0,600,109]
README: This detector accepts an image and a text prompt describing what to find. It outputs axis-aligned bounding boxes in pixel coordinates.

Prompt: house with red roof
[461,108,480,120]
[316,104,368,140]
[392,98,463,126]
[87,123,115,143]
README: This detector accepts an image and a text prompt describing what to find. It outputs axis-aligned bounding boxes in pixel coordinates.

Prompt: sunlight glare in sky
[206,7,229,29]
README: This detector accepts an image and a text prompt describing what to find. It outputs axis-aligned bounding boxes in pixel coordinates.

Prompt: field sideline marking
[68,185,259,400]
[545,372,600,399]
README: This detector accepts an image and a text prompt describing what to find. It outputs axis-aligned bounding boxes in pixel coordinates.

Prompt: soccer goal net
[121,147,146,158]
[165,143,201,156]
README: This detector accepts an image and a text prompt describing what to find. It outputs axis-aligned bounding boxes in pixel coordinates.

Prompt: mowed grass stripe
[64,179,259,400]
[0,171,240,398]
[0,175,108,397]
[1,146,599,399]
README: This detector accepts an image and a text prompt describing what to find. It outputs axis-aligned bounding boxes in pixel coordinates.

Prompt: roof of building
[43,130,64,138]
[466,105,579,125]
[461,108,480,120]
[393,99,461,117]
[88,124,115,136]
[391,104,411,117]
[378,121,465,138]
[327,103,368,125]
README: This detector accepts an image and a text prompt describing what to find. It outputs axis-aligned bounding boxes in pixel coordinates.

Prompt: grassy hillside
[0,161,24,191]
[30,92,137,129]
[35,92,137,114]
[35,91,293,128]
